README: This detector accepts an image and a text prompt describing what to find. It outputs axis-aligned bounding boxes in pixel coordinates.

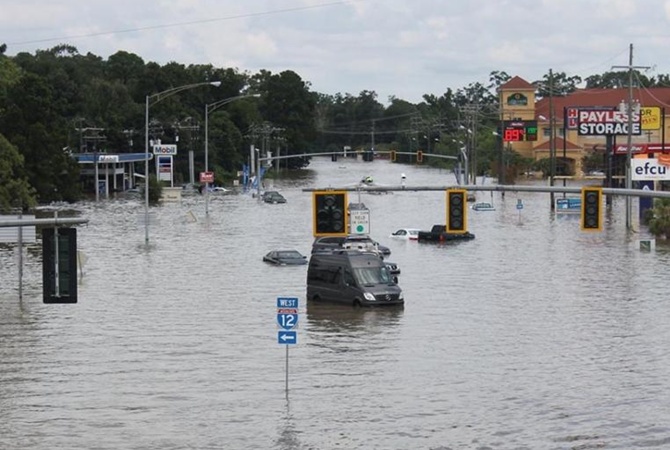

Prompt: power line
[8,1,360,46]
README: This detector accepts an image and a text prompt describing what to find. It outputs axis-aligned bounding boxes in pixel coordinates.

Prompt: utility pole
[549,68,555,210]
[612,43,650,231]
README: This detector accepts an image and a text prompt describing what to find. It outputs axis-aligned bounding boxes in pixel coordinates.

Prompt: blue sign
[556,197,581,213]
[278,330,297,345]
[277,297,299,308]
[277,313,298,330]
[516,199,524,210]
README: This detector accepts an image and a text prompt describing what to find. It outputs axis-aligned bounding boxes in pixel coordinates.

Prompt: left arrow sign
[278,330,297,345]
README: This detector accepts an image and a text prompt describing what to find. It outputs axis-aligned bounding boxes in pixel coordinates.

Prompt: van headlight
[398,292,404,300]
[363,292,376,301]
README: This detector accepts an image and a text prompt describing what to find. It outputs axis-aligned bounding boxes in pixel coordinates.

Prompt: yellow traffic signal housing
[446,189,468,233]
[390,150,396,162]
[416,150,423,163]
[581,186,603,231]
[313,191,348,237]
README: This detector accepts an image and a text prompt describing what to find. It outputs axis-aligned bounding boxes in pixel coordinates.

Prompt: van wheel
[312,294,321,302]
[353,299,362,308]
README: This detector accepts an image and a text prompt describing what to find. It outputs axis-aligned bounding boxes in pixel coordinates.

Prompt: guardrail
[302,184,670,199]
[0,217,89,228]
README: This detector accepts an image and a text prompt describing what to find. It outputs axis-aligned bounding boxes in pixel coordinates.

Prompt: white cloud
[4,0,670,103]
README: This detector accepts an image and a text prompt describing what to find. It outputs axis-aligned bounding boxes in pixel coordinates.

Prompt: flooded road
[2,157,670,449]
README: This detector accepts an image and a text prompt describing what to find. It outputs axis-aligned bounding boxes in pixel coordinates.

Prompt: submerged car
[262,191,286,204]
[389,228,420,241]
[263,250,307,265]
[471,202,495,211]
[312,235,391,258]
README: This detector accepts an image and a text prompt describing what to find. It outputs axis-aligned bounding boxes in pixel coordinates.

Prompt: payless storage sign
[578,108,641,136]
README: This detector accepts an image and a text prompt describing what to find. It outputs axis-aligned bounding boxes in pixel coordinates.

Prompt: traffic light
[313,191,348,236]
[581,186,603,231]
[42,228,78,303]
[390,150,396,162]
[446,189,468,233]
[416,150,423,163]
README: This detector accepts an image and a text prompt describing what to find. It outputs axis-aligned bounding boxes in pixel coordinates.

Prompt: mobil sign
[577,108,641,136]
[153,144,177,155]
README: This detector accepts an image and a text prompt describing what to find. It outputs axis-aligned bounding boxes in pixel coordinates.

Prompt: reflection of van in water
[306,250,404,307]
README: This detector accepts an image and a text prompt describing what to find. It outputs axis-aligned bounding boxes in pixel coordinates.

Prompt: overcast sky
[4,0,670,104]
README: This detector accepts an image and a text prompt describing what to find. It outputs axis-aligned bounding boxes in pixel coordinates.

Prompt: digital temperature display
[502,120,538,142]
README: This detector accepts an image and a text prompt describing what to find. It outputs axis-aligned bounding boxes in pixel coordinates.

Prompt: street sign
[349,209,370,234]
[200,171,214,183]
[278,330,297,344]
[516,199,524,210]
[277,297,299,308]
[556,197,581,213]
[277,313,298,330]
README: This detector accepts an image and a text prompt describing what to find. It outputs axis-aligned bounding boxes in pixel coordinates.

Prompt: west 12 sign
[502,120,538,142]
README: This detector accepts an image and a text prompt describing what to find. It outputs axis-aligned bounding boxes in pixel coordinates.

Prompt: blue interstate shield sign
[277,313,298,330]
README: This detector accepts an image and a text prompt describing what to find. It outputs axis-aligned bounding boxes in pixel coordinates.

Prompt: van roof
[309,250,383,266]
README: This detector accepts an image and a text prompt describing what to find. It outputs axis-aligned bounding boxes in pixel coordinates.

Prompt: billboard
[632,158,670,180]
[577,108,641,136]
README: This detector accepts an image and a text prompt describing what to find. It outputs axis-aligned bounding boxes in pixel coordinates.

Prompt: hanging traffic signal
[42,228,78,304]
[390,150,396,162]
[313,191,348,237]
[581,186,603,231]
[416,150,423,163]
[446,189,468,233]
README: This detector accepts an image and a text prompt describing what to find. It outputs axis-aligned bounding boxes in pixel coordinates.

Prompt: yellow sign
[640,106,661,130]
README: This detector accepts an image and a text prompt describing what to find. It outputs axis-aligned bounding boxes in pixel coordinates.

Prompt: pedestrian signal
[313,191,348,236]
[416,150,423,163]
[446,189,468,233]
[581,186,603,231]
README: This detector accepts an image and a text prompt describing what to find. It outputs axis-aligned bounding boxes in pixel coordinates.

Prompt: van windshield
[353,266,391,285]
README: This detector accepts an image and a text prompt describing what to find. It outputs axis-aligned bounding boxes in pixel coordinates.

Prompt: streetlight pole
[144,81,221,245]
[204,93,260,216]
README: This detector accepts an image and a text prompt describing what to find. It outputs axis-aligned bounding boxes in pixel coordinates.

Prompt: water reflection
[2,157,670,449]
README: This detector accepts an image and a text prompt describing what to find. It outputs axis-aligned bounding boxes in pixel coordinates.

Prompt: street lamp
[459,125,472,184]
[204,93,261,216]
[144,81,221,245]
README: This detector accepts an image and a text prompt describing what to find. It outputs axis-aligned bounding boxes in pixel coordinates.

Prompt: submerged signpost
[277,296,298,395]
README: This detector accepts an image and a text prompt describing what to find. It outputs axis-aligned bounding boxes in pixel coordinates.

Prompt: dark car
[263,250,307,265]
[311,235,391,258]
[262,191,286,204]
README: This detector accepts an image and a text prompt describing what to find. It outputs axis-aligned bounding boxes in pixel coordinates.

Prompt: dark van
[306,250,404,307]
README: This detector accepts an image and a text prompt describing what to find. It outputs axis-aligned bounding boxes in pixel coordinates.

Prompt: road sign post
[276,297,299,396]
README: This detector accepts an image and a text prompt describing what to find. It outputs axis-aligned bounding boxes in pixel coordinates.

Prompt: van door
[340,268,362,305]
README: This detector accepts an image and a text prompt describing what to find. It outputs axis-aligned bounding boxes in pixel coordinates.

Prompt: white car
[389,228,421,241]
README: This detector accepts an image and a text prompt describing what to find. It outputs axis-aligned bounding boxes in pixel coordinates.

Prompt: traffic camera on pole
[581,186,603,231]
[446,189,468,233]
[313,191,348,237]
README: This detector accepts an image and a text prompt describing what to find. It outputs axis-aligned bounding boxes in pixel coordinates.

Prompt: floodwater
[2,157,670,449]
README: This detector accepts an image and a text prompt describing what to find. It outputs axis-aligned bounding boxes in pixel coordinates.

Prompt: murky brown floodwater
[2,156,670,449]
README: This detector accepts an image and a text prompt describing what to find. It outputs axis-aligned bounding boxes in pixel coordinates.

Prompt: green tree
[0,133,36,212]
[533,71,582,98]
[645,198,670,239]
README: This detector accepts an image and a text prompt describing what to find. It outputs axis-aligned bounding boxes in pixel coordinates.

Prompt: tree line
[1,42,668,213]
